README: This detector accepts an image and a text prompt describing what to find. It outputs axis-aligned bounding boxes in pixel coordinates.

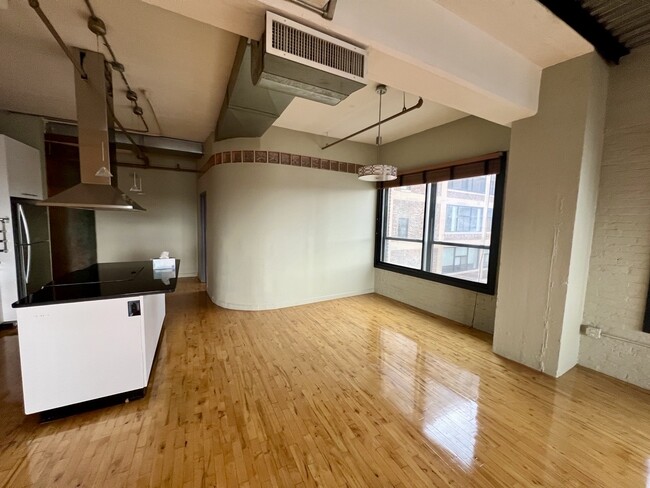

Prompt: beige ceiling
[0,0,595,145]
[433,0,593,68]
[274,85,468,145]
[0,0,239,142]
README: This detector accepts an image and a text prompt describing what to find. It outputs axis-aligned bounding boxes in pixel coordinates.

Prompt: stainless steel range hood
[38,48,145,212]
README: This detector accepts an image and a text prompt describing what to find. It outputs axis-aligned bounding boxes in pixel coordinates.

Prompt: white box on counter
[152,258,175,270]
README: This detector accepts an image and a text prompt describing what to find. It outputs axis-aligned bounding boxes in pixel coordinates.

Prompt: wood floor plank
[0,279,649,487]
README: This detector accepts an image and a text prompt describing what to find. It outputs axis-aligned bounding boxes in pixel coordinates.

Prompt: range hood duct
[38,48,145,211]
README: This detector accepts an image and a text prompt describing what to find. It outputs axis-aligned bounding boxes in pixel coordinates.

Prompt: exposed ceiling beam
[142,0,598,126]
[261,0,543,125]
[536,0,630,63]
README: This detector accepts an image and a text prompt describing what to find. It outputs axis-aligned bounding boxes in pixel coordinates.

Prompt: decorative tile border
[199,150,362,177]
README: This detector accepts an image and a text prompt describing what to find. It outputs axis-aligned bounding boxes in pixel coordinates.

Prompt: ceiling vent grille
[252,13,366,105]
[269,14,365,80]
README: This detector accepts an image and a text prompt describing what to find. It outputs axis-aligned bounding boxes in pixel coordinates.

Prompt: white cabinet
[16,293,166,414]
[0,137,20,323]
[0,135,43,200]
[143,293,166,379]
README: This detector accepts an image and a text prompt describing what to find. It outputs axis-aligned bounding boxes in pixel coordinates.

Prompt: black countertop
[13,260,180,308]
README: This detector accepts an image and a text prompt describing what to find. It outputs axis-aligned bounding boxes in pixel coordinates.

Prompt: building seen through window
[378,171,502,292]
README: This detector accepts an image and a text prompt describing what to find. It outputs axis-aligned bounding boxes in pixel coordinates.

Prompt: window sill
[374,261,495,295]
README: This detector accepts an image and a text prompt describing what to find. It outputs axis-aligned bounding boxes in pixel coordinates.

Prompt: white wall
[375,270,496,332]
[203,163,375,309]
[96,166,198,278]
[214,125,375,164]
[580,45,650,389]
[373,116,511,333]
[493,53,609,377]
[380,116,512,172]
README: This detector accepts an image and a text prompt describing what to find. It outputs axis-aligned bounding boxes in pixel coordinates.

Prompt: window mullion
[381,189,388,261]
[423,183,436,272]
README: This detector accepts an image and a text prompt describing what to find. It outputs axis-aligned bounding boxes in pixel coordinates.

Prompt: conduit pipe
[27,0,150,165]
[321,97,424,150]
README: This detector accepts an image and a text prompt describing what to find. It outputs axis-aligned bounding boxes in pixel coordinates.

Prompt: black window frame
[374,162,506,295]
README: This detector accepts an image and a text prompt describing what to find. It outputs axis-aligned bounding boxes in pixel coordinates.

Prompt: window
[375,163,504,294]
[382,185,425,269]
[448,176,486,193]
[397,218,409,238]
[445,205,483,232]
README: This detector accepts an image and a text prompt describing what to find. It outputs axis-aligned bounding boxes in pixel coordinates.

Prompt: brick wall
[580,45,650,389]
[583,45,650,331]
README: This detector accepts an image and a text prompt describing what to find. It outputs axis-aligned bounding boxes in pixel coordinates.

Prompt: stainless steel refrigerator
[11,199,53,299]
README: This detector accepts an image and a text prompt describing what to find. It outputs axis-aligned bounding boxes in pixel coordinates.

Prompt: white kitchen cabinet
[0,136,20,323]
[1,135,44,200]
[0,135,43,323]
[143,293,166,379]
[16,293,166,414]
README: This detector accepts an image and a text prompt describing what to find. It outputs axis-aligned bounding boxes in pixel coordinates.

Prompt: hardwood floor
[1,279,649,487]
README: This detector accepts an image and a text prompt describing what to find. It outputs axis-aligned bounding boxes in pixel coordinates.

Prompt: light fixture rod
[376,84,384,162]
[286,0,337,20]
[322,96,423,150]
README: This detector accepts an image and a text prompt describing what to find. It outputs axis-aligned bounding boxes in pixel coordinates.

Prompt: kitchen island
[12,260,179,417]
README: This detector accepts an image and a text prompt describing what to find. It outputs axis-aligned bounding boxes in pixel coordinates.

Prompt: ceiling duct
[46,122,204,159]
[38,48,145,211]
[215,38,295,141]
[252,12,367,106]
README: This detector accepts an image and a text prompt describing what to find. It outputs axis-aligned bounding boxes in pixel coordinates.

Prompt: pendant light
[358,84,397,182]
[129,172,144,194]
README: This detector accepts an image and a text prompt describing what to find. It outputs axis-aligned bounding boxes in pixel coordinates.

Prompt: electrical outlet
[585,325,602,339]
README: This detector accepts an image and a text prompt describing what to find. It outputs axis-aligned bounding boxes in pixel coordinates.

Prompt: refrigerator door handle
[17,242,27,296]
[18,204,32,282]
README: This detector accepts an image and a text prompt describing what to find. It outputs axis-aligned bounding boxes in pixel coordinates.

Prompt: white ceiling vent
[252,12,367,105]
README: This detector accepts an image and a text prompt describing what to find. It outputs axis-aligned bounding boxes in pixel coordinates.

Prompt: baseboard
[178,272,198,279]
[212,288,376,311]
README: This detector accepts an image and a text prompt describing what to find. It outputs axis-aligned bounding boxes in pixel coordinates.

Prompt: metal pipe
[141,89,162,134]
[8,109,148,135]
[106,102,149,165]
[44,121,203,157]
[84,0,149,133]
[601,332,650,349]
[27,1,150,164]
[323,0,337,20]
[322,97,424,150]
[44,140,197,173]
[286,0,337,19]
[287,0,325,16]
[28,0,87,79]
[116,162,198,174]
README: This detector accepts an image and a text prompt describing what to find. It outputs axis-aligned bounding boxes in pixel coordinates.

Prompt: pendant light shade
[358,164,397,181]
[358,84,397,182]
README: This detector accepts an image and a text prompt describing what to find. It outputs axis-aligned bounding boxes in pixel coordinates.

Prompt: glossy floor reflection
[0,280,649,487]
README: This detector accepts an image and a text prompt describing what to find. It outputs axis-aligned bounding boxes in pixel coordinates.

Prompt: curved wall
[204,163,376,310]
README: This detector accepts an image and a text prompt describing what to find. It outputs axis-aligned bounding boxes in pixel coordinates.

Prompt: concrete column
[493,53,609,377]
